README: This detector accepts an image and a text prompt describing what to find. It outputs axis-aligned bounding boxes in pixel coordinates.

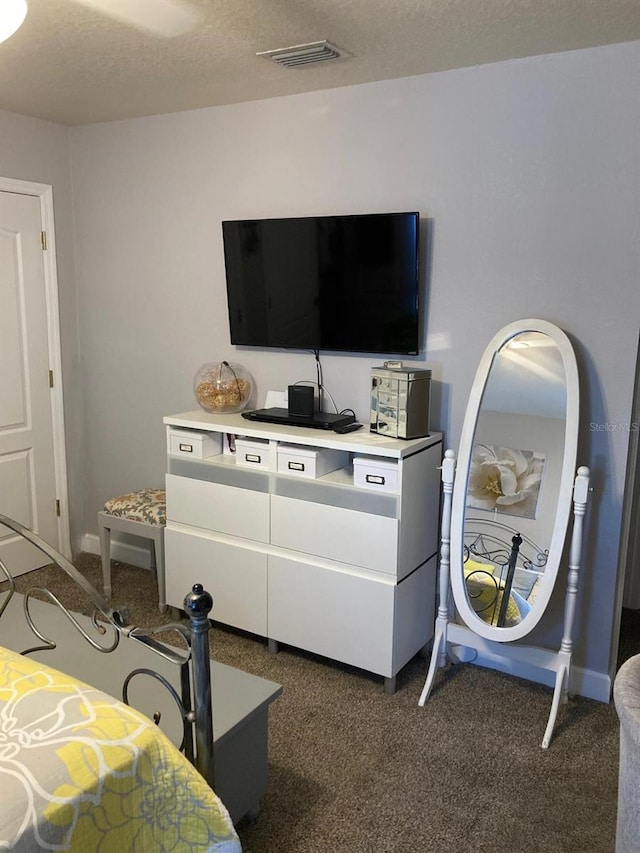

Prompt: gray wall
[0,110,85,546]
[52,39,640,683]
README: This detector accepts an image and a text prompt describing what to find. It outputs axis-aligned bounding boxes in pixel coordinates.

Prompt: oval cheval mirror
[419,319,590,748]
[451,321,579,641]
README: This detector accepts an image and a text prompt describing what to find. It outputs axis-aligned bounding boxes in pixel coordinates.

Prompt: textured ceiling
[1,0,639,126]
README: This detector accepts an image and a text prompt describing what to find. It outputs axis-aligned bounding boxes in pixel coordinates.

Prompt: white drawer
[165,527,267,634]
[268,554,435,678]
[235,437,276,470]
[270,494,398,574]
[166,473,269,543]
[268,554,395,675]
[168,427,221,459]
[277,444,349,479]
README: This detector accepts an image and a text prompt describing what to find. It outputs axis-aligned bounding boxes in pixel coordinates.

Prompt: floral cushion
[103,489,166,525]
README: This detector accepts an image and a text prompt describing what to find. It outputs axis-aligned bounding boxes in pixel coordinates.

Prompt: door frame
[1,176,71,558]
[620,330,640,607]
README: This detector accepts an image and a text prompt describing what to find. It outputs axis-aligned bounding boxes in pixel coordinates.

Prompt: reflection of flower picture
[467,444,546,519]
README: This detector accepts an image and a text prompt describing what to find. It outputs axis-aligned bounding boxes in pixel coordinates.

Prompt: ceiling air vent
[256,40,351,69]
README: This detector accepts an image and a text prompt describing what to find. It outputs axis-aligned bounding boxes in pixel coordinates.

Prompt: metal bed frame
[0,513,215,789]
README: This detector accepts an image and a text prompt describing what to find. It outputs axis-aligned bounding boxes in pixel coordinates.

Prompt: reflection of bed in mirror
[462,517,548,628]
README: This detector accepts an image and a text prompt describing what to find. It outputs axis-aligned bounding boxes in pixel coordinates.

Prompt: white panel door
[0,192,58,574]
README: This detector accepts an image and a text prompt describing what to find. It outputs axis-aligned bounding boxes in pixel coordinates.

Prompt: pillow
[464,558,497,576]
[463,560,521,626]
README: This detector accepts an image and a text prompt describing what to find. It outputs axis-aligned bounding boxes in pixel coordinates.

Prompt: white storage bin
[235,437,276,470]
[353,455,399,493]
[168,427,221,459]
[277,444,349,479]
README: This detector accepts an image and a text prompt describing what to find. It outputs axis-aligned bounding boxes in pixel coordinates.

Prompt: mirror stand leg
[542,467,590,748]
[418,620,447,706]
[419,450,456,708]
[542,657,570,749]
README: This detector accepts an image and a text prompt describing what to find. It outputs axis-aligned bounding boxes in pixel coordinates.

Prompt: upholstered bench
[98,488,166,612]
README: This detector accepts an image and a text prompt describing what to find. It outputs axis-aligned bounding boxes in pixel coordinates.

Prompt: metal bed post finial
[184,583,215,788]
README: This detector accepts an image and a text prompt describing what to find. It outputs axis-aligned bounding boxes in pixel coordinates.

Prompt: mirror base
[419,449,590,749]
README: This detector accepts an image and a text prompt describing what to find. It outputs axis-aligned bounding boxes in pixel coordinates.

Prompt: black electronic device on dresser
[287,385,315,419]
[242,384,355,431]
[241,408,354,431]
[222,211,421,356]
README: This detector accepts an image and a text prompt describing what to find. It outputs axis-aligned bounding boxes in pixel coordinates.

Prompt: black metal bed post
[497,533,522,627]
[184,584,215,789]
[180,661,195,765]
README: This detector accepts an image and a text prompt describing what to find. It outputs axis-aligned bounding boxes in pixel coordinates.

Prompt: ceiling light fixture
[0,0,27,44]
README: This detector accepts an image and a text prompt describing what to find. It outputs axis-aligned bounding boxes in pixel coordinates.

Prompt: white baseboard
[80,533,153,570]
[571,665,612,704]
[463,647,611,703]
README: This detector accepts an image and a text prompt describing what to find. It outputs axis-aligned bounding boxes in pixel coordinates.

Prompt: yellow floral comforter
[0,646,241,852]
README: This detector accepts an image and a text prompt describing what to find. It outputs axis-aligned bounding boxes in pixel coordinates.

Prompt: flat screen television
[222,212,421,355]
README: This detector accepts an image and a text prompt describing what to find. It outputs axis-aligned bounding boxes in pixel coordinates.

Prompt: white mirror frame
[449,318,579,642]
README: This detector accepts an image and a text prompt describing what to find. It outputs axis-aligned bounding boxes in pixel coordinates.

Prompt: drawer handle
[366,474,385,485]
[288,461,305,471]
[244,453,262,464]
[179,443,194,453]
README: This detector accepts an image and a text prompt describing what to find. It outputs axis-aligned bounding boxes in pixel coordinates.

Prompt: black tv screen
[222,212,420,355]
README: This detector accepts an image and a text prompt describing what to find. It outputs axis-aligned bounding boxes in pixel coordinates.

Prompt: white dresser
[163,410,442,692]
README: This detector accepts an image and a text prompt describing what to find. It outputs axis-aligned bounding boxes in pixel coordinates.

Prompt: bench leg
[98,520,112,600]
[154,529,167,613]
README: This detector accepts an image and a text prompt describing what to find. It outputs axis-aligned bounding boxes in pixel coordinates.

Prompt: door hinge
[55,499,61,517]
[49,369,54,388]
[41,231,47,250]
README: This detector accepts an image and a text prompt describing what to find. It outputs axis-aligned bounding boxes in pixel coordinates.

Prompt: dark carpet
[4,556,625,853]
